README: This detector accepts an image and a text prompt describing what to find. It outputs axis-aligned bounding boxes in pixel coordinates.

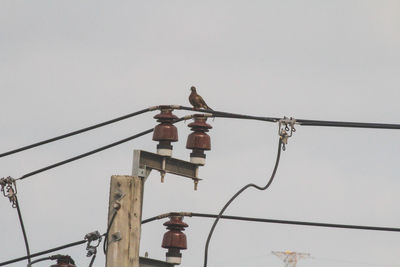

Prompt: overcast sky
[1,1,400,267]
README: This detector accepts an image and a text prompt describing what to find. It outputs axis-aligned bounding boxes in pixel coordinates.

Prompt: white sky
[1,1,400,266]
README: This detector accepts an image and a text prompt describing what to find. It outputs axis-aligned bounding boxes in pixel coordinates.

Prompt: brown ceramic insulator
[162,216,188,250]
[186,116,212,150]
[186,131,211,150]
[152,109,179,142]
[50,256,76,267]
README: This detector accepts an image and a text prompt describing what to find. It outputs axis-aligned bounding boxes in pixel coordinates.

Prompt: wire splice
[278,116,296,151]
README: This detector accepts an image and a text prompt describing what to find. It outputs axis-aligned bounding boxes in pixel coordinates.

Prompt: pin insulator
[161,216,188,265]
[152,106,178,156]
[186,115,212,165]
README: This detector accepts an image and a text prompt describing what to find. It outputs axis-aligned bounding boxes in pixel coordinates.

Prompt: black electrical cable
[15,196,31,265]
[0,239,86,266]
[88,254,96,267]
[103,209,119,255]
[179,105,400,129]
[178,106,279,123]
[203,138,283,267]
[296,118,400,129]
[142,212,400,232]
[191,213,400,232]
[16,117,186,181]
[3,104,400,162]
[17,128,153,180]
[0,108,152,158]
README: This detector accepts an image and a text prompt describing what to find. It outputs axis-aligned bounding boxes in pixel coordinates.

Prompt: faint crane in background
[272,250,311,267]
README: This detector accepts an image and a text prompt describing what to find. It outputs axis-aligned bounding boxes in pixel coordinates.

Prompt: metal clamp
[0,177,17,208]
[85,231,102,257]
[278,117,297,151]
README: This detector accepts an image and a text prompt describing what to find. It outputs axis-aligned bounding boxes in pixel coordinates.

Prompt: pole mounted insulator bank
[152,106,179,156]
[186,115,212,166]
[161,216,188,265]
[50,255,76,267]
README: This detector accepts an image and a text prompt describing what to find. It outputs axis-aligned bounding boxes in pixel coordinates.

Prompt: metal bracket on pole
[132,150,201,190]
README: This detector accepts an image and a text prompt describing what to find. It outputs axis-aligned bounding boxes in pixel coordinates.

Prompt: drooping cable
[0,108,153,158]
[103,206,119,255]
[203,138,283,267]
[15,196,31,265]
[88,254,96,267]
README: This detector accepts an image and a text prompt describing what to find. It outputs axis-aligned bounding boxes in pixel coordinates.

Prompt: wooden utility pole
[105,149,200,267]
[106,175,144,267]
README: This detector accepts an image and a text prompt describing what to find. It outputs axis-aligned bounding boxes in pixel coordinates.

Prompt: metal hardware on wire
[278,116,296,151]
[85,231,102,257]
[85,231,102,267]
[0,177,17,208]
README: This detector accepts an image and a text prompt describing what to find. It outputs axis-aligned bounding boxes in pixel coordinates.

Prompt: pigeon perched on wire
[189,86,213,110]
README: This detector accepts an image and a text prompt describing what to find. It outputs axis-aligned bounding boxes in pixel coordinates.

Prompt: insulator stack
[161,216,188,265]
[186,115,212,165]
[50,255,76,267]
[152,107,179,156]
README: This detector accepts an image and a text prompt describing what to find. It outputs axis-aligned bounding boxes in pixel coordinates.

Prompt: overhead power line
[0,108,153,158]
[142,212,400,232]
[16,116,188,181]
[17,128,154,181]
[3,105,400,160]
[4,208,400,267]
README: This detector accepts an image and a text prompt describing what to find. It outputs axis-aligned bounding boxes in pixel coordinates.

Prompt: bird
[188,86,213,110]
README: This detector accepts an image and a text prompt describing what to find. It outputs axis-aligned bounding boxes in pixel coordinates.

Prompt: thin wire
[0,239,86,266]
[15,196,31,265]
[0,108,152,158]
[312,256,398,267]
[203,138,283,267]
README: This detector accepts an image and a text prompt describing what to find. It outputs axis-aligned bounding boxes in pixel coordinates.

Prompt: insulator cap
[162,216,188,250]
[50,256,76,267]
[187,116,212,132]
[152,108,178,142]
